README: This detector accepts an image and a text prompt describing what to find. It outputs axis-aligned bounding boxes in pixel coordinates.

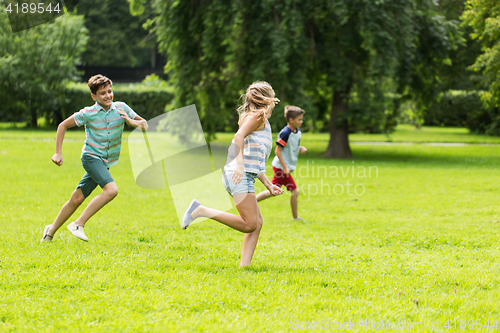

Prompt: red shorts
[271,166,297,191]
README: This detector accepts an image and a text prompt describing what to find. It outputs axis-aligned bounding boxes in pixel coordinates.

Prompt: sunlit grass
[0,127,499,332]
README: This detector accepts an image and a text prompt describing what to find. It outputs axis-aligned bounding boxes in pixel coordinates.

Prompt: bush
[61,82,174,122]
[422,90,500,135]
[424,90,485,128]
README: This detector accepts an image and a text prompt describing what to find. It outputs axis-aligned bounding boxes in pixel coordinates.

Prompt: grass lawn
[0,125,499,332]
[214,124,500,144]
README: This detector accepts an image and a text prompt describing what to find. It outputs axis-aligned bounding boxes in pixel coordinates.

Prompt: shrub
[61,81,174,122]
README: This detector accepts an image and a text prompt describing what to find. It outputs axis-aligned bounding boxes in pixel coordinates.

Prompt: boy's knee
[292,188,299,196]
[109,188,119,199]
[70,190,85,207]
[104,183,119,199]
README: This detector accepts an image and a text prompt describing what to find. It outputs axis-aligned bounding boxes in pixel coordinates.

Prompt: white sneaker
[182,199,201,229]
[40,225,53,242]
[293,216,307,223]
[67,221,88,242]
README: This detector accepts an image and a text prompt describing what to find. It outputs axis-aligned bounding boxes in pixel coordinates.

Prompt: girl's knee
[257,215,263,228]
[242,217,259,233]
[244,216,263,233]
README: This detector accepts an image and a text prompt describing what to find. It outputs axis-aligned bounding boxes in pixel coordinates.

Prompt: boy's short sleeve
[117,102,138,120]
[276,127,292,147]
[73,109,88,127]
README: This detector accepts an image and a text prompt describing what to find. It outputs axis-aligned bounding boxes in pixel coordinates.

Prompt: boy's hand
[117,108,130,122]
[268,184,284,196]
[283,166,290,175]
[51,153,63,166]
[300,146,307,154]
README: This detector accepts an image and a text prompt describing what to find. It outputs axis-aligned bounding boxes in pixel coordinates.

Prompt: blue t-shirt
[272,125,301,171]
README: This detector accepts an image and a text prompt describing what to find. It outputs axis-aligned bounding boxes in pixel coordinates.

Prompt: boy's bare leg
[74,182,118,226]
[240,208,263,267]
[48,188,85,236]
[291,188,299,219]
[256,190,272,202]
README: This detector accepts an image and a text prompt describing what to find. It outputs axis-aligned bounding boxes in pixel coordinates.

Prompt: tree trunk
[324,89,352,159]
[30,108,37,128]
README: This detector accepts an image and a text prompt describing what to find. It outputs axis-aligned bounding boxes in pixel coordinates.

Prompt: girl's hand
[51,153,63,166]
[232,165,244,184]
[268,184,284,196]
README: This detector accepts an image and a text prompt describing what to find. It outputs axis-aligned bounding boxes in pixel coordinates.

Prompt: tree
[0,8,88,127]
[131,0,458,158]
[77,0,153,68]
[437,0,484,91]
[462,0,500,108]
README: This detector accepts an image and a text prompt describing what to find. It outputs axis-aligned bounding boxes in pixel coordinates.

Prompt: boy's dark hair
[88,74,112,94]
[285,105,305,122]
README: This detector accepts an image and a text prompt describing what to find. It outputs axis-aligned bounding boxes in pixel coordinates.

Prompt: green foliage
[436,0,484,91]
[461,0,500,136]
[131,0,460,154]
[394,2,463,126]
[0,6,88,127]
[61,82,173,122]
[462,0,500,108]
[77,0,152,67]
[424,90,484,127]
[421,90,500,135]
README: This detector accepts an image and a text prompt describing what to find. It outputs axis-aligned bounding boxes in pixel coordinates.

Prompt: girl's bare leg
[191,193,260,233]
[240,206,263,267]
[191,193,264,266]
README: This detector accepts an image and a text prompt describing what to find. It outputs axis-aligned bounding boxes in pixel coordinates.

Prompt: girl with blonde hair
[182,81,284,267]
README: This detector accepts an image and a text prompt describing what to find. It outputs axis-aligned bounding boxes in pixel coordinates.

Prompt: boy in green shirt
[41,74,148,242]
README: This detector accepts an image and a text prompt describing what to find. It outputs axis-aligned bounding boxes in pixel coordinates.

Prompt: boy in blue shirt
[41,74,148,242]
[256,105,307,221]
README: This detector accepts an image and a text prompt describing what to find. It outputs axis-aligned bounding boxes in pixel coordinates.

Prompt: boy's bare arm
[117,109,148,130]
[299,146,307,154]
[275,145,290,174]
[52,116,77,166]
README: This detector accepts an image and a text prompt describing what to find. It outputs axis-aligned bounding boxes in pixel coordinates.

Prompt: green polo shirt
[73,101,138,167]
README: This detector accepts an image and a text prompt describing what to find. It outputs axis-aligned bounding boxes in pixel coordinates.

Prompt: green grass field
[1,125,499,332]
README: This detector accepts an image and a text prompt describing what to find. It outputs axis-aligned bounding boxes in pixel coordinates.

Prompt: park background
[1,0,500,331]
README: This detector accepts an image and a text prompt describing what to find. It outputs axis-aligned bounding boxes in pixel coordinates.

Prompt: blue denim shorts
[222,170,258,196]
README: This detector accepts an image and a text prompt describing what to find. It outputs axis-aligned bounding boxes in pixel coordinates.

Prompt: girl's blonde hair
[237,81,280,126]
